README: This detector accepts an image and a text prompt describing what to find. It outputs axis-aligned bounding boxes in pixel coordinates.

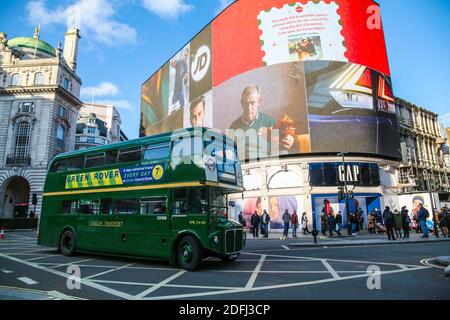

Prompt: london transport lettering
[65,164,165,189]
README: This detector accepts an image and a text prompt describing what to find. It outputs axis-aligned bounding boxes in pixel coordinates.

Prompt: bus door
[170,188,209,237]
[125,196,171,258]
[75,198,124,252]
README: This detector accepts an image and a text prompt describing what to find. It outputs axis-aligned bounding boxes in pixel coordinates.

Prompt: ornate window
[18,102,35,113]
[63,78,69,90]
[11,73,21,86]
[56,125,65,149]
[13,121,31,159]
[34,72,44,85]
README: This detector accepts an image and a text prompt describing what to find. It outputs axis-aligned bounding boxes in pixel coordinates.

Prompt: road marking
[145,265,429,300]
[135,270,187,298]
[24,254,62,261]
[0,253,135,300]
[18,277,38,285]
[91,279,240,290]
[84,263,136,279]
[245,255,266,289]
[281,245,290,250]
[420,258,446,269]
[1,269,13,274]
[49,258,97,269]
[321,260,340,279]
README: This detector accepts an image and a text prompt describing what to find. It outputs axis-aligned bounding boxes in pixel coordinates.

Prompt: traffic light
[32,193,38,205]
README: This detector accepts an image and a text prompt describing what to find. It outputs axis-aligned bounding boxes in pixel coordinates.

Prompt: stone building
[75,103,128,150]
[396,97,450,197]
[0,28,82,218]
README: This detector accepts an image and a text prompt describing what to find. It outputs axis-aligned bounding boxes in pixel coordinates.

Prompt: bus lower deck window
[140,197,167,215]
[115,199,138,214]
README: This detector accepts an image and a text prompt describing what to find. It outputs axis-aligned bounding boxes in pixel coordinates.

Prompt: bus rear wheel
[177,236,203,271]
[59,230,76,256]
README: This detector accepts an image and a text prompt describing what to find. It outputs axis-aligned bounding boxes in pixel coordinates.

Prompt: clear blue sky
[1,0,449,139]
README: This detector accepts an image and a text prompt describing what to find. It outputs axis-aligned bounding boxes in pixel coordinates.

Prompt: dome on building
[7,36,56,57]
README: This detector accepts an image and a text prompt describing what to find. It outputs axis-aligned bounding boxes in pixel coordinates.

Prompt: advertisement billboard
[140,0,400,160]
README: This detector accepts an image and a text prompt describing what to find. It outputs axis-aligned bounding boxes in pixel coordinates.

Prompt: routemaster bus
[38,127,246,271]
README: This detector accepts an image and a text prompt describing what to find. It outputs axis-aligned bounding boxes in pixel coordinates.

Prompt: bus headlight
[213,235,220,245]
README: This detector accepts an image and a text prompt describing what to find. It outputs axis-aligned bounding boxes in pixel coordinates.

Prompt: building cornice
[0,85,82,106]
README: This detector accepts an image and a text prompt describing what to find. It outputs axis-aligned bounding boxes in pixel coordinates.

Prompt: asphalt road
[0,231,449,300]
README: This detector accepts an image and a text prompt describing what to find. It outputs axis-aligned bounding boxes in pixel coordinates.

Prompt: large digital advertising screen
[140,0,401,161]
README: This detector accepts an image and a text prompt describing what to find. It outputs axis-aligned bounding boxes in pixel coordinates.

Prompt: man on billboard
[229,86,276,132]
[189,95,206,127]
[170,47,190,113]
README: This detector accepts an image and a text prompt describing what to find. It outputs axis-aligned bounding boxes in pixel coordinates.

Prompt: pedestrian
[328,212,335,237]
[347,213,353,236]
[335,211,342,236]
[439,210,449,238]
[401,206,410,239]
[301,212,310,235]
[351,212,358,236]
[320,211,328,236]
[417,203,429,238]
[393,209,403,239]
[432,208,440,238]
[261,210,271,238]
[383,206,396,240]
[358,208,365,231]
[238,211,246,228]
[281,209,291,239]
[29,210,35,219]
[291,210,299,238]
[250,211,260,238]
[413,211,422,234]
[368,212,376,234]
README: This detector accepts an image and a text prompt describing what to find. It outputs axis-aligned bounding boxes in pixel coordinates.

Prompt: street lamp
[337,152,351,235]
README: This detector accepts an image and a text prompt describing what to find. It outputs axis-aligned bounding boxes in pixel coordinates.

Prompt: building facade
[0,28,82,218]
[139,0,405,231]
[75,103,128,150]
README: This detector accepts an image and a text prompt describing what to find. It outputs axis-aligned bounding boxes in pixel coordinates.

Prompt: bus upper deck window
[106,150,118,165]
[67,156,84,171]
[118,147,142,164]
[144,143,170,161]
[85,153,105,169]
[50,159,66,173]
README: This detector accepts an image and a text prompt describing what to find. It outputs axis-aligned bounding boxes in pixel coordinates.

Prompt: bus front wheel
[59,230,76,256]
[177,236,203,271]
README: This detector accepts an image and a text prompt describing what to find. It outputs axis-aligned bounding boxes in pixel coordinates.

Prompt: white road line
[146,265,429,300]
[48,258,97,269]
[84,263,136,280]
[281,245,290,250]
[321,260,340,279]
[245,255,266,289]
[135,270,187,298]
[420,258,446,269]
[92,279,240,290]
[18,277,38,285]
[0,253,135,300]
[1,269,13,274]
[24,254,61,261]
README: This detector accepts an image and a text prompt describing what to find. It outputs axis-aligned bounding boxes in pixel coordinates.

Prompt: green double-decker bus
[38,128,246,271]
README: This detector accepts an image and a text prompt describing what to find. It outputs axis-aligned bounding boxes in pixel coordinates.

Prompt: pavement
[0,230,449,300]
[245,229,450,247]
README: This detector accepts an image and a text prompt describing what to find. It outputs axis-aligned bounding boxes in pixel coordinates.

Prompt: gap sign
[309,162,380,187]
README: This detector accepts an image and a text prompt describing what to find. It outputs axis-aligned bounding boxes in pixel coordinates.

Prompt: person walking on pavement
[261,210,271,238]
[250,211,260,238]
[439,209,449,237]
[401,206,411,239]
[335,211,342,236]
[281,209,291,239]
[301,212,310,235]
[432,208,440,238]
[383,206,396,240]
[328,212,335,237]
[238,211,246,228]
[291,210,299,238]
[418,203,429,238]
[393,209,403,239]
[368,212,376,234]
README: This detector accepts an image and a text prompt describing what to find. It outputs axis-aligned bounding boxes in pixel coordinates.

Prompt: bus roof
[52,127,234,161]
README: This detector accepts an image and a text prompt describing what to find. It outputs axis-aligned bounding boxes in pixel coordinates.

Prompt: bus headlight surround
[213,235,220,245]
